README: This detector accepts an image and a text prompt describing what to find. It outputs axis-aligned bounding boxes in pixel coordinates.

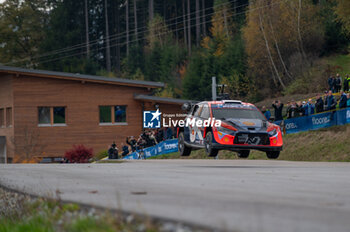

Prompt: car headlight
[268,129,278,137]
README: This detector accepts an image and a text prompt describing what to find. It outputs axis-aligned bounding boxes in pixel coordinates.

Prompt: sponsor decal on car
[243,121,256,126]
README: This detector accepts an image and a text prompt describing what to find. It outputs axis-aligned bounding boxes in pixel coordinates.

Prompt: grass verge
[149,124,350,162]
[0,187,207,232]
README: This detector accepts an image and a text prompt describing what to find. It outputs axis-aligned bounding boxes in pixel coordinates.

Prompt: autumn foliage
[64,145,93,163]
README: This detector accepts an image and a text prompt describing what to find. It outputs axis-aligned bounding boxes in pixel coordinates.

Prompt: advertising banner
[336,108,350,125]
[284,116,310,134]
[284,109,350,134]
[309,111,336,130]
[123,139,179,160]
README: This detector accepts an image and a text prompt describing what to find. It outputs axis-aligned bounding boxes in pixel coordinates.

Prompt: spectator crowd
[107,127,176,159]
[262,73,350,124]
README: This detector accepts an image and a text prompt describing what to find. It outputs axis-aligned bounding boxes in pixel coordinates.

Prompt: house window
[38,107,51,125]
[53,107,65,124]
[0,108,4,128]
[38,107,66,126]
[6,108,12,127]
[99,106,112,123]
[114,106,127,123]
[99,105,127,125]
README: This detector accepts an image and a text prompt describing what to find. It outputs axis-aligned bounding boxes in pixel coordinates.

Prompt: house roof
[0,65,165,89]
[134,94,195,105]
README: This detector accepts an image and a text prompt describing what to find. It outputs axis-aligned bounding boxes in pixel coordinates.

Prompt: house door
[0,137,6,163]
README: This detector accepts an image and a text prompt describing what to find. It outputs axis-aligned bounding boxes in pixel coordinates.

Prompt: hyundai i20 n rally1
[177,100,283,159]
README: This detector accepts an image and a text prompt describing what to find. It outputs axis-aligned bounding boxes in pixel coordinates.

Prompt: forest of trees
[0,0,349,101]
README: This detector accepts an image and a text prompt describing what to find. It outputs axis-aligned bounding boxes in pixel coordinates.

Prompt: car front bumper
[211,143,283,152]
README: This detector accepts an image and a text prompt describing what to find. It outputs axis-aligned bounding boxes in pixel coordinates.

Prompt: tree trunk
[126,0,129,56]
[84,0,90,57]
[258,12,286,90]
[201,0,206,37]
[149,0,154,23]
[182,0,187,46]
[268,18,293,80]
[163,0,166,19]
[223,8,229,37]
[104,0,111,72]
[175,1,178,42]
[297,0,307,60]
[195,0,200,46]
[133,0,138,40]
[187,0,191,55]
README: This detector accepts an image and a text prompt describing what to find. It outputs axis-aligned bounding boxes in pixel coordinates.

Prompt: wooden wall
[12,75,150,161]
[0,75,14,162]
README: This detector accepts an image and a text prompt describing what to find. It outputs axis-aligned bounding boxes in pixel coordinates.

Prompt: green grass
[327,54,350,76]
[150,124,350,162]
[91,150,108,162]
[0,192,158,232]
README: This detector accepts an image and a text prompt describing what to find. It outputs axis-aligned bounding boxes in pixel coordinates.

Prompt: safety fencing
[284,108,350,134]
[123,139,178,160]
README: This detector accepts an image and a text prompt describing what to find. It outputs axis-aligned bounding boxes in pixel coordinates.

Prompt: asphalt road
[1,160,350,232]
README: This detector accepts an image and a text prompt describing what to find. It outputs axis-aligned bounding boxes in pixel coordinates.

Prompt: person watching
[326,91,336,111]
[108,142,119,159]
[287,101,299,118]
[303,99,315,116]
[272,100,284,125]
[339,91,348,109]
[126,136,137,152]
[315,94,324,113]
[121,143,129,157]
[335,74,342,93]
[261,106,271,121]
[328,76,334,92]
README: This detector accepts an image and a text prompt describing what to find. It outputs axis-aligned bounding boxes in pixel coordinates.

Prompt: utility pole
[212,76,217,101]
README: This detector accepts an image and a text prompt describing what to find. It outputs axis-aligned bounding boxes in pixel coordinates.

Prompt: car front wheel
[178,132,191,156]
[266,151,280,159]
[204,131,219,157]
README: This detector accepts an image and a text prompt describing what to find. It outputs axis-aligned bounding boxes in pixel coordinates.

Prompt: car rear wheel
[204,131,218,157]
[266,151,280,159]
[178,132,191,156]
[237,150,250,158]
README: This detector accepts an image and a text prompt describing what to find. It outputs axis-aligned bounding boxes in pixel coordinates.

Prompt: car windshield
[212,108,266,120]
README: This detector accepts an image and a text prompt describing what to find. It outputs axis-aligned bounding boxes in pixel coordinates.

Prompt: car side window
[200,104,210,119]
[191,105,199,116]
[193,105,202,117]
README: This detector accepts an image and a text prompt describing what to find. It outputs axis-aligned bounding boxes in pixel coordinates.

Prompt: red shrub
[64,145,93,163]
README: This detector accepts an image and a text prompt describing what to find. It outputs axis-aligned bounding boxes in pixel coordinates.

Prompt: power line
[29,0,284,66]
[5,0,242,65]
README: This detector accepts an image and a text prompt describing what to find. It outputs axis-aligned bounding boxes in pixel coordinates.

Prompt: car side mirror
[182,102,192,112]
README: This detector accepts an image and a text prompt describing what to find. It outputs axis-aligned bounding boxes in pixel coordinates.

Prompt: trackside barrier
[284,108,350,134]
[122,139,178,160]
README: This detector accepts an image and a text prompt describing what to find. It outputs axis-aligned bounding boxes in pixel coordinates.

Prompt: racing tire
[204,131,219,157]
[266,151,280,159]
[178,132,191,156]
[237,150,250,158]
